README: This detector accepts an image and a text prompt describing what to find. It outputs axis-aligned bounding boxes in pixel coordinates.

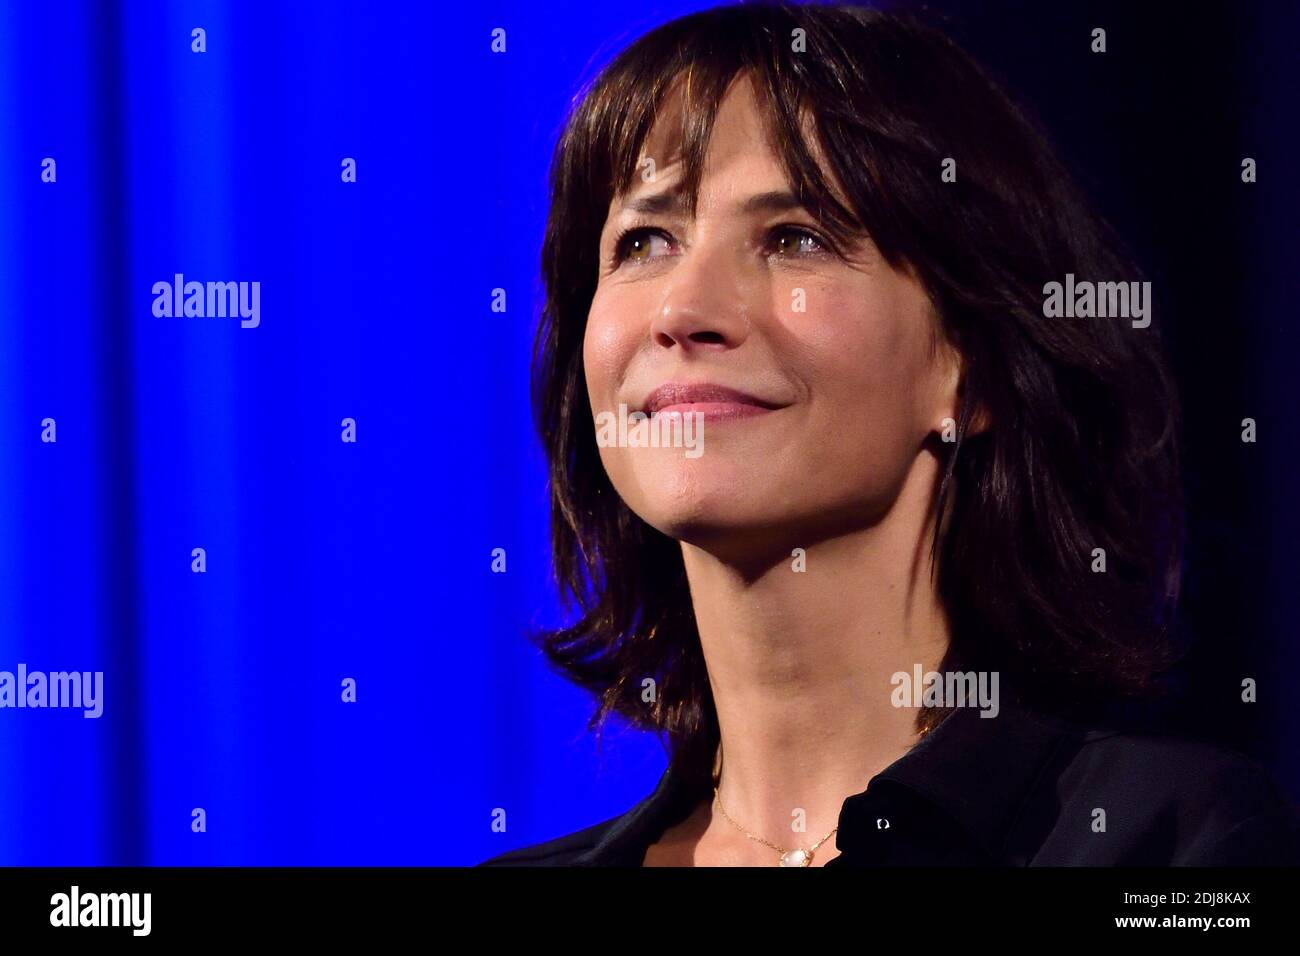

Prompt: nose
[649,240,754,352]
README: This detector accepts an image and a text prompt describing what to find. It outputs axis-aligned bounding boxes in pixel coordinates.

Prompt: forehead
[643,74,772,173]
[611,71,846,218]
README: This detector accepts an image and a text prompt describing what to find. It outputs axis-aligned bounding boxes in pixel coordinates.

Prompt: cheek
[776,280,938,502]
[582,295,635,405]
[791,280,932,412]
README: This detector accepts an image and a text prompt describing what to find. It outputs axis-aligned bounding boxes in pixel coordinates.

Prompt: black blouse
[478,690,1300,866]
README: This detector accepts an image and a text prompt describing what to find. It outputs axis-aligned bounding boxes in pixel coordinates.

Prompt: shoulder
[1067,726,1289,809]
[477,762,698,866]
[1053,726,1300,865]
[476,815,623,867]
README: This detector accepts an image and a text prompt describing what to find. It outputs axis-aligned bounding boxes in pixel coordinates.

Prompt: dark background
[924,0,1299,790]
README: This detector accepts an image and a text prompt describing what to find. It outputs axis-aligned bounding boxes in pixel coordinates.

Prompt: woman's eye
[610,225,827,267]
[615,228,673,265]
[769,227,825,257]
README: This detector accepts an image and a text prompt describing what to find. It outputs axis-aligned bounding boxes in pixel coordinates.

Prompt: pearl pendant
[779,848,812,867]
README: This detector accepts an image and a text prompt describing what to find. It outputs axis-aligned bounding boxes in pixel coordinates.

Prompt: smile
[640,382,786,422]
[650,401,776,423]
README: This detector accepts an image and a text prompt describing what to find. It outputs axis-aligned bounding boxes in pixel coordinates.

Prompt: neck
[681,455,950,857]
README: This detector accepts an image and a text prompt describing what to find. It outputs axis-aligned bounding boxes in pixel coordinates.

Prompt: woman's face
[583,74,961,558]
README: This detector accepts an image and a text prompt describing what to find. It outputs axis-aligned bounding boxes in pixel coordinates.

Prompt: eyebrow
[620,188,810,217]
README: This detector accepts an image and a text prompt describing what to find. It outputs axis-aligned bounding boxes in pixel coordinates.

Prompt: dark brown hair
[530,2,1184,792]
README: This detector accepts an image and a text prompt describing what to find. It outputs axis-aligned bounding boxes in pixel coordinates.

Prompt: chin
[623,455,761,522]
[607,450,817,551]
[634,483,808,565]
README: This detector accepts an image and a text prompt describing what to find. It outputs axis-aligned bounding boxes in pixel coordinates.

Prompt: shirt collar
[573,758,706,866]
[836,687,1080,862]
[576,685,1080,865]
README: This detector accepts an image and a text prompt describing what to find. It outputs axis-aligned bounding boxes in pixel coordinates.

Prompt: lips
[640,383,784,417]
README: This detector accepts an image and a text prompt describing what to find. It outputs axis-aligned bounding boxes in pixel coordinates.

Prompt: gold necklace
[709,724,933,866]
[711,783,837,867]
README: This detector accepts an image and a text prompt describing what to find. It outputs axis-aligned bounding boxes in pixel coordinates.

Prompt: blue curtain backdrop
[2,0,1297,865]
[1,0,710,866]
